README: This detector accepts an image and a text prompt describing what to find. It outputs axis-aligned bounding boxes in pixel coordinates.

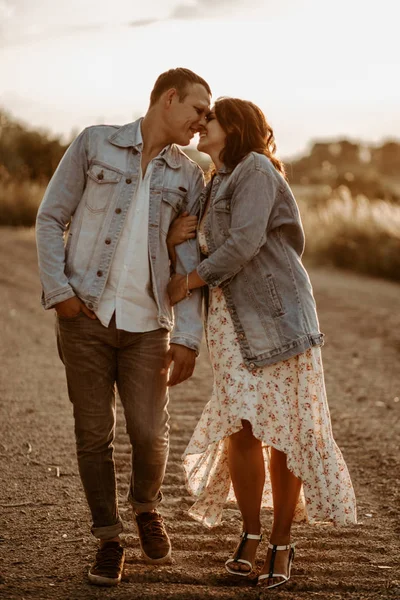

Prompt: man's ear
[163,88,178,107]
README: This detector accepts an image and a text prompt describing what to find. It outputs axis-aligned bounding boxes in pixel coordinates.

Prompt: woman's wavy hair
[214,97,286,178]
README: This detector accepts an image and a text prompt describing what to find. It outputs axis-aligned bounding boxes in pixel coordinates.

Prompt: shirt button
[249,363,255,369]
[96,270,103,277]
[239,333,244,339]
[87,302,93,309]
[115,208,121,214]
[105,238,111,245]
[126,178,132,184]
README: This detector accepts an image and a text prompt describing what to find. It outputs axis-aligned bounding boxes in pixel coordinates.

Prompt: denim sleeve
[197,166,279,288]
[170,167,204,354]
[36,128,89,309]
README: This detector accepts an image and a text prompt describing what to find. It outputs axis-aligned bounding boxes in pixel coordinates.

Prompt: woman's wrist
[187,269,206,291]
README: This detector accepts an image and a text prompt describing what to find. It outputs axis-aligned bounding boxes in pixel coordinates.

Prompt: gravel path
[0,228,399,599]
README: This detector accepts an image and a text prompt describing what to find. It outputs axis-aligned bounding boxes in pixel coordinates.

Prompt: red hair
[214,97,286,178]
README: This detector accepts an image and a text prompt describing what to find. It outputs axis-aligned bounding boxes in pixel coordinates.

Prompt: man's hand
[161,343,196,386]
[54,296,97,319]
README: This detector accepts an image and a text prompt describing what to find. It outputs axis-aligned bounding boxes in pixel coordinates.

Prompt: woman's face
[197,107,226,162]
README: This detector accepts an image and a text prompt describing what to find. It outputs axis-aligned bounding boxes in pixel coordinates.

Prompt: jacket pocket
[160,189,187,234]
[212,194,232,238]
[213,194,232,213]
[266,274,285,317]
[85,163,122,213]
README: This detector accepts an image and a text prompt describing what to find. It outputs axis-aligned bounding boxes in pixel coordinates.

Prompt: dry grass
[0,180,46,227]
[1,180,399,281]
[300,186,400,281]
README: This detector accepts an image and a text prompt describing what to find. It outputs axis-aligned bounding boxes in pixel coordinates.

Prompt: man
[36,68,211,586]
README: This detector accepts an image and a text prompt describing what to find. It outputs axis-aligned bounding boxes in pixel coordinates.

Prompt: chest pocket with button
[160,189,188,234]
[85,163,122,213]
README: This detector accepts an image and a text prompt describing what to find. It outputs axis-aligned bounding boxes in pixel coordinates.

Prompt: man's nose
[197,114,208,129]
[197,120,207,133]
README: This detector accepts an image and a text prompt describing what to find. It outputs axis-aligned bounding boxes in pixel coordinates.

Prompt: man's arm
[36,128,89,309]
[165,166,205,385]
[169,166,204,350]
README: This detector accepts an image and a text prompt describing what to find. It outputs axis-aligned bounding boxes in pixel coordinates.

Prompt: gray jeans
[56,312,169,540]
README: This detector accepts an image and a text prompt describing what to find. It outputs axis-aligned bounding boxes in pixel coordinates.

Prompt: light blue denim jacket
[197,151,324,368]
[36,118,204,353]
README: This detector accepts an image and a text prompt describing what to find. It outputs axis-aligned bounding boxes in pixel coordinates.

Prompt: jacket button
[249,363,255,369]
[239,333,244,339]
[126,178,132,184]
[115,208,121,214]
[97,172,104,180]
[105,238,111,245]
[97,270,103,277]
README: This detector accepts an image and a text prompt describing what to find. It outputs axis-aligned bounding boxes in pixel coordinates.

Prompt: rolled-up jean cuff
[91,518,123,540]
[128,491,163,514]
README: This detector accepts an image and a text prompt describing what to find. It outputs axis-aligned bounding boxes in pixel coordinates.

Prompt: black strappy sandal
[257,542,295,588]
[225,532,263,577]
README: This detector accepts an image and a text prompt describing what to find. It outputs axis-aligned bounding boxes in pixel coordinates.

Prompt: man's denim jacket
[36,118,204,354]
[197,152,324,368]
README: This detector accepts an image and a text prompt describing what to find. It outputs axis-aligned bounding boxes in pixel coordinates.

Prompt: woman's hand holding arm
[167,212,198,246]
[167,212,198,270]
[167,269,206,306]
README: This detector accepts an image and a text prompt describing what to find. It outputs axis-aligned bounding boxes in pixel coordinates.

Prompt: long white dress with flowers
[182,225,357,529]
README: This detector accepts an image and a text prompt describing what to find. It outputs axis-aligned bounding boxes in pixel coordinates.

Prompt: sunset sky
[0,0,399,157]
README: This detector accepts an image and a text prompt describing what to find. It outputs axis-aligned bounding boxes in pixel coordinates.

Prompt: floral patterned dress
[182,224,357,529]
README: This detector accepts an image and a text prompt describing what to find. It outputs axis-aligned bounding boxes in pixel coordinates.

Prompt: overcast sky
[0,0,399,157]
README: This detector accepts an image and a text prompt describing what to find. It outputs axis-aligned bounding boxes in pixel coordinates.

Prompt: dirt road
[0,228,399,600]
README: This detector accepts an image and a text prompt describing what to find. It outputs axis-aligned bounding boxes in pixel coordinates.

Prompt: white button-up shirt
[96,157,160,332]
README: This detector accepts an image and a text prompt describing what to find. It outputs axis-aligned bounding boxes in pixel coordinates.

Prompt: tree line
[1,109,399,200]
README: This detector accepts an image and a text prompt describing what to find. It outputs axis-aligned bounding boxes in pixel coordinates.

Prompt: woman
[167,98,356,589]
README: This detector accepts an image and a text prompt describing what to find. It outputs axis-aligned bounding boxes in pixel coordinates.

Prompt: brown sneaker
[135,510,172,564]
[88,541,125,586]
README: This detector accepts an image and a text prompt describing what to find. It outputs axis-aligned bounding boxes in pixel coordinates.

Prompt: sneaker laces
[138,513,167,539]
[94,544,123,570]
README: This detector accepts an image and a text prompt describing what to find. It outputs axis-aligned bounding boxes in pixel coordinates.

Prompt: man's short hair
[150,68,211,106]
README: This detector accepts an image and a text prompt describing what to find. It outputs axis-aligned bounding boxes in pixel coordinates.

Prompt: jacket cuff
[196,260,225,289]
[169,334,201,356]
[41,286,76,310]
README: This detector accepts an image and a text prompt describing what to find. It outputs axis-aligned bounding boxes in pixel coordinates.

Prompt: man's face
[166,83,211,146]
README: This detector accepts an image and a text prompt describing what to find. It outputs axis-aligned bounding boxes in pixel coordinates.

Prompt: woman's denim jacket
[197,152,324,368]
[36,119,204,354]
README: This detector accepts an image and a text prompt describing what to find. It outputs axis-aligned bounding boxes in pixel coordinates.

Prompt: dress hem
[182,417,357,529]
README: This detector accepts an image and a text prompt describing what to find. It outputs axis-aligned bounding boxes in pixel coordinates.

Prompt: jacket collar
[107,118,181,169]
[218,164,233,174]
